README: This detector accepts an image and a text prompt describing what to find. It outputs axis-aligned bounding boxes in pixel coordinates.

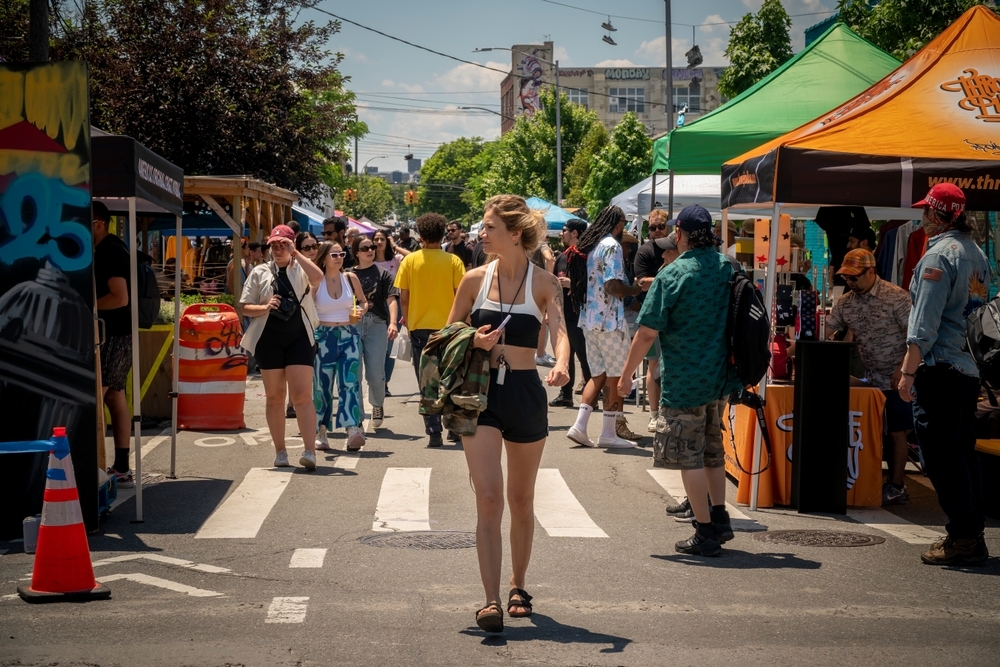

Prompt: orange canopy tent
[722,6,1000,212]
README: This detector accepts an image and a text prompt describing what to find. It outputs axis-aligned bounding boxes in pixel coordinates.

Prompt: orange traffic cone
[17,427,110,603]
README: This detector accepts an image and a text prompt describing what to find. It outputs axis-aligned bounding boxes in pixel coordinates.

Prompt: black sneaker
[428,433,444,448]
[666,497,690,515]
[711,508,734,544]
[675,522,722,556]
[285,405,296,419]
[548,395,574,408]
[446,430,461,443]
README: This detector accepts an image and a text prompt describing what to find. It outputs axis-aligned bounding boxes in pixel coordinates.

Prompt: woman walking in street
[351,235,399,430]
[373,229,408,394]
[313,241,369,452]
[239,224,323,470]
[447,195,570,633]
[285,231,321,419]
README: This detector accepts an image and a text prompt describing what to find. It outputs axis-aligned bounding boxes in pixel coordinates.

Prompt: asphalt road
[1,364,999,667]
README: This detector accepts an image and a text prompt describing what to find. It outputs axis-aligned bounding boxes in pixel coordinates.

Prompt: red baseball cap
[913,183,966,216]
[267,224,296,245]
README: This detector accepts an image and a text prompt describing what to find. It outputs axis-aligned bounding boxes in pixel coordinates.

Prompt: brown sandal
[507,588,533,617]
[476,601,503,633]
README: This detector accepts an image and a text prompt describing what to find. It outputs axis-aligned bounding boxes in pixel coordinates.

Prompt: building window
[670,84,700,112]
[609,87,645,113]
[566,87,588,110]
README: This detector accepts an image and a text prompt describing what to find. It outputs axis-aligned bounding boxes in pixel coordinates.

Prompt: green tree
[340,176,394,223]
[476,88,603,208]
[563,123,609,209]
[417,137,486,221]
[582,113,652,218]
[3,0,359,200]
[718,0,793,99]
[837,0,998,61]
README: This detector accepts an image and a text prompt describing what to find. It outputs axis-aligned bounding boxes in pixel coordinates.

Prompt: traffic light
[404,190,418,205]
[343,188,357,202]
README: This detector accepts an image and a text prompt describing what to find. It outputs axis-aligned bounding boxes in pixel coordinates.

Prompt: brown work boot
[920,534,989,566]
[616,415,642,441]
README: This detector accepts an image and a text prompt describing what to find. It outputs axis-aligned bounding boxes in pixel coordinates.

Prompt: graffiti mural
[0,62,97,537]
[518,51,545,117]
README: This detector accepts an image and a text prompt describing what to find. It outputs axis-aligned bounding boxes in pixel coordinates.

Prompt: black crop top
[469,260,543,349]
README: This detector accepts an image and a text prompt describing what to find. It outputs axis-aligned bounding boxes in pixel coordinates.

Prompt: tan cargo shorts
[652,399,727,470]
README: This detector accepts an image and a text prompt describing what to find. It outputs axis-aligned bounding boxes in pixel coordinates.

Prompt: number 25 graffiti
[0,173,92,272]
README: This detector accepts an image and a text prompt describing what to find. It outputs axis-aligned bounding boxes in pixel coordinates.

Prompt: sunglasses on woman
[300,243,317,251]
[359,245,375,252]
[329,251,347,258]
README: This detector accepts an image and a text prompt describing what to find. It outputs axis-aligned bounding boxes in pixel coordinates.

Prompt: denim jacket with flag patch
[418,322,491,435]
[907,230,991,378]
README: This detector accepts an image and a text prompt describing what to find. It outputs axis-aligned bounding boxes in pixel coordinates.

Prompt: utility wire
[540,0,838,27]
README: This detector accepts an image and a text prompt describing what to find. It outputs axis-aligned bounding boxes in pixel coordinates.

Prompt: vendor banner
[0,62,98,535]
[722,385,884,508]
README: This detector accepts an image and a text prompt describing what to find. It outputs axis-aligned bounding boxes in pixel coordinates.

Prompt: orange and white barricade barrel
[17,427,111,603]
[177,304,247,430]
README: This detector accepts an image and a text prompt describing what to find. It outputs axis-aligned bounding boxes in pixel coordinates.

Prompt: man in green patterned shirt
[619,205,741,557]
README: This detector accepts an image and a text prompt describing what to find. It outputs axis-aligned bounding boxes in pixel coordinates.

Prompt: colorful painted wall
[0,62,98,536]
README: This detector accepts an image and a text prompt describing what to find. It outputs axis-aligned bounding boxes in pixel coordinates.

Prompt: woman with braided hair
[565,205,642,449]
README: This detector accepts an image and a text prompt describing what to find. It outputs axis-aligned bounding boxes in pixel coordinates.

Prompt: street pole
[665,0,674,216]
[555,60,562,205]
[29,0,48,62]
[354,136,359,177]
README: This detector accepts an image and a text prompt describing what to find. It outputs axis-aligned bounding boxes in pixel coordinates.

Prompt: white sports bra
[315,273,353,322]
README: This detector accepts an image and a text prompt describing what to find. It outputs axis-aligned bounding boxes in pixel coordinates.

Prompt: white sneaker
[346,426,366,451]
[274,450,290,467]
[315,425,330,450]
[299,450,317,470]
[371,406,384,428]
[647,416,658,433]
[597,434,636,448]
[567,425,596,448]
[534,353,557,367]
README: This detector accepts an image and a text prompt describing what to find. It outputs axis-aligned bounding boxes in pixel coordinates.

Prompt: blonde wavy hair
[484,194,546,253]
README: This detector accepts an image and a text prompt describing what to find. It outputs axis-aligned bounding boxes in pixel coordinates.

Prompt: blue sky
[304,1,838,173]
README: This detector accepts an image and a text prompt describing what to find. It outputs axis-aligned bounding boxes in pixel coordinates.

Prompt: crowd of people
[93,183,992,635]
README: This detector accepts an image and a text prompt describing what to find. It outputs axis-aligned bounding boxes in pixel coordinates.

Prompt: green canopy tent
[649,22,899,216]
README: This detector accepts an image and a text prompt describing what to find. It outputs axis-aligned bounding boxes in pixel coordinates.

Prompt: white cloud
[596,58,637,67]
[380,79,425,93]
[700,14,728,35]
[553,45,570,65]
[432,60,508,92]
[340,46,368,63]
[634,37,688,66]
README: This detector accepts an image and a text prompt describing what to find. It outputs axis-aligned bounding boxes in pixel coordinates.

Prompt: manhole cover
[360,531,476,550]
[752,530,886,547]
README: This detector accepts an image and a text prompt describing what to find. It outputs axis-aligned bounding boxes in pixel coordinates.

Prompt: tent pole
[667,170,675,217]
[749,201,783,512]
[649,173,658,224]
[170,214,182,479]
[128,197,144,522]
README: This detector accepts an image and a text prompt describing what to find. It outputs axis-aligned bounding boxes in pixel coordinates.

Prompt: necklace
[495,260,529,385]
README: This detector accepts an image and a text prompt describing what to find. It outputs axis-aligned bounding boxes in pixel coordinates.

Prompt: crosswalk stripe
[372,468,431,532]
[97,573,221,597]
[847,507,945,545]
[334,451,362,469]
[289,548,327,568]
[195,468,293,539]
[266,596,309,623]
[533,469,608,538]
[646,469,765,532]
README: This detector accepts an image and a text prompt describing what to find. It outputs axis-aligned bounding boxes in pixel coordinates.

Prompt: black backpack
[136,258,161,329]
[725,269,771,388]
[966,296,1000,404]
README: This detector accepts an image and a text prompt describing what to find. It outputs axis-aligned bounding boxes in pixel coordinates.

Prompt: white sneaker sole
[299,455,317,471]
[567,428,596,448]
[347,433,365,451]
[597,438,636,449]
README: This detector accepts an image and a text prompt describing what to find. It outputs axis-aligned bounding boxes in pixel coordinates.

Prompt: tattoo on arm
[553,283,566,329]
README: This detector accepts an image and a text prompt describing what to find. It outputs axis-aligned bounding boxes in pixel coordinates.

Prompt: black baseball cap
[675,205,712,233]
[654,231,678,250]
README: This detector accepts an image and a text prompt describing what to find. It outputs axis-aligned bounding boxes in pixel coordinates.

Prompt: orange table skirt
[722,385,885,508]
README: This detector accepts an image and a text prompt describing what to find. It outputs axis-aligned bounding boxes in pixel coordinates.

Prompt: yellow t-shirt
[394,248,466,331]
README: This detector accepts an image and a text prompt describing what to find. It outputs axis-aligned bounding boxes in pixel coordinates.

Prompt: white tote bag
[392,326,411,362]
